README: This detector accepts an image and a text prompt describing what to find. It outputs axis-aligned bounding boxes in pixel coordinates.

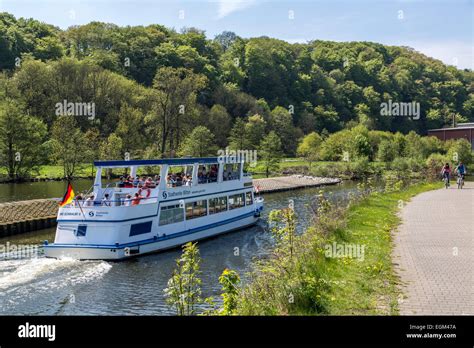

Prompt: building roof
[94,157,220,168]
[428,126,474,132]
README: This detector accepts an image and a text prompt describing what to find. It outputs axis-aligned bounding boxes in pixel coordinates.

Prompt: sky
[1,0,472,69]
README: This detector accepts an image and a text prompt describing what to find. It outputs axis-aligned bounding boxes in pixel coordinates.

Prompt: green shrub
[377,139,398,162]
[349,157,370,178]
[390,157,410,172]
[446,139,473,165]
[425,153,449,180]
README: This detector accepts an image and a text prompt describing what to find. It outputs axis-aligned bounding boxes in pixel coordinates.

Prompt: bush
[425,153,449,180]
[446,139,473,165]
[406,157,425,173]
[377,139,397,162]
[390,157,410,173]
[349,157,370,179]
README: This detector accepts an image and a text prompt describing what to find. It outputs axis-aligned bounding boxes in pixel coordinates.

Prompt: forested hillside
[0,12,472,178]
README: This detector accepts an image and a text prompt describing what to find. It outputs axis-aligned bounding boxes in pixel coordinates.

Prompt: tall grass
[235,180,442,315]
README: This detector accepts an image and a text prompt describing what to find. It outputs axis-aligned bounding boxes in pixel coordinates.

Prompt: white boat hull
[44,215,259,260]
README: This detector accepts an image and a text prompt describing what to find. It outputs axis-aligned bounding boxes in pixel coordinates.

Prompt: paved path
[393,182,474,315]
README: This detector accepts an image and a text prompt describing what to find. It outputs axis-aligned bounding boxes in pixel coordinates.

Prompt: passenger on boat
[117,176,125,188]
[184,175,192,186]
[73,194,83,206]
[102,193,111,206]
[176,173,183,186]
[167,174,176,188]
[131,176,139,187]
[123,194,132,206]
[131,192,142,206]
[144,177,154,188]
[153,175,160,185]
[84,194,95,207]
[123,176,133,188]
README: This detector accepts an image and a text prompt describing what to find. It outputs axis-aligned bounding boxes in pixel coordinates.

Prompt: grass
[235,181,442,315]
[324,181,442,314]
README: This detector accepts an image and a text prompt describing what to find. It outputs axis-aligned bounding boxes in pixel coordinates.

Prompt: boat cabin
[85,157,250,207]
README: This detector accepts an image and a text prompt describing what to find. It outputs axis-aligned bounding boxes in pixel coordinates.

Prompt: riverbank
[0,165,95,183]
[235,180,442,315]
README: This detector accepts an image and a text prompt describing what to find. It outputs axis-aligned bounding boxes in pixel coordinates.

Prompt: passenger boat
[43,157,264,260]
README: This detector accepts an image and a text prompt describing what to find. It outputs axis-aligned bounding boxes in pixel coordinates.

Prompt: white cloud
[216,0,257,19]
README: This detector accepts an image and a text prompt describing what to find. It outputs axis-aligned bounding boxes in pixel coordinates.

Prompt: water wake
[0,256,112,312]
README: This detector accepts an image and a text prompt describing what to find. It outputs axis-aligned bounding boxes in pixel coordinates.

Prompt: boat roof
[94,157,220,168]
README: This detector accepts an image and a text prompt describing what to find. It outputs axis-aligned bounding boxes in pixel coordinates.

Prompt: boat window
[76,225,87,237]
[209,196,228,215]
[185,200,208,220]
[197,164,219,184]
[229,193,245,210]
[223,163,241,181]
[159,204,184,226]
[166,165,191,188]
[129,221,153,236]
[245,192,253,206]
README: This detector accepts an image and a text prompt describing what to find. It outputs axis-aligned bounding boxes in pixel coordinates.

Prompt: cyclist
[455,161,466,185]
[455,161,466,177]
[441,163,451,185]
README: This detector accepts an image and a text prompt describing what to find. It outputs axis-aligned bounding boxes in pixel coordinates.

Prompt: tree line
[0,12,472,179]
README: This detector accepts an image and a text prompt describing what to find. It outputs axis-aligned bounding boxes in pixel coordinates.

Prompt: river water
[0,180,359,315]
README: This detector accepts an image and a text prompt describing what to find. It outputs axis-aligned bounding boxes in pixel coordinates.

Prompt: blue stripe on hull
[45,211,258,250]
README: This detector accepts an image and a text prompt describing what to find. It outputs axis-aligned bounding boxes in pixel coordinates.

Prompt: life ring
[138,187,151,198]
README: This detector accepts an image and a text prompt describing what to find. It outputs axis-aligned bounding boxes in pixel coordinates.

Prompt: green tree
[207,104,232,148]
[244,114,266,150]
[83,128,100,176]
[115,104,146,157]
[0,99,47,180]
[179,126,218,157]
[147,67,207,156]
[296,132,322,168]
[269,106,299,155]
[227,118,248,150]
[258,131,282,178]
[51,115,87,179]
[99,133,123,177]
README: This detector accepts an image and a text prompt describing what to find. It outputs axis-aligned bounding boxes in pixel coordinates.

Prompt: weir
[0,176,341,237]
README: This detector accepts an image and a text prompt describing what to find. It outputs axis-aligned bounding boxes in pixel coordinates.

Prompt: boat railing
[65,195,159,208]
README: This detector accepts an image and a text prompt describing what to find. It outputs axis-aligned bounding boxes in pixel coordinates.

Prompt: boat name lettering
[162,189,206,199]
[59,212,81,216]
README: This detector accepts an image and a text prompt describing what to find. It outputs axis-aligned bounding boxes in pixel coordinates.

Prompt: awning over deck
[93,157,220,168]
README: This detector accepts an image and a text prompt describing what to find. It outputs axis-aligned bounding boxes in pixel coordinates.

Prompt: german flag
[59,182,75,207]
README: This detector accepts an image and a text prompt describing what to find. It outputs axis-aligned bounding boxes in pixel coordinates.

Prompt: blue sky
[1,0,472,69]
